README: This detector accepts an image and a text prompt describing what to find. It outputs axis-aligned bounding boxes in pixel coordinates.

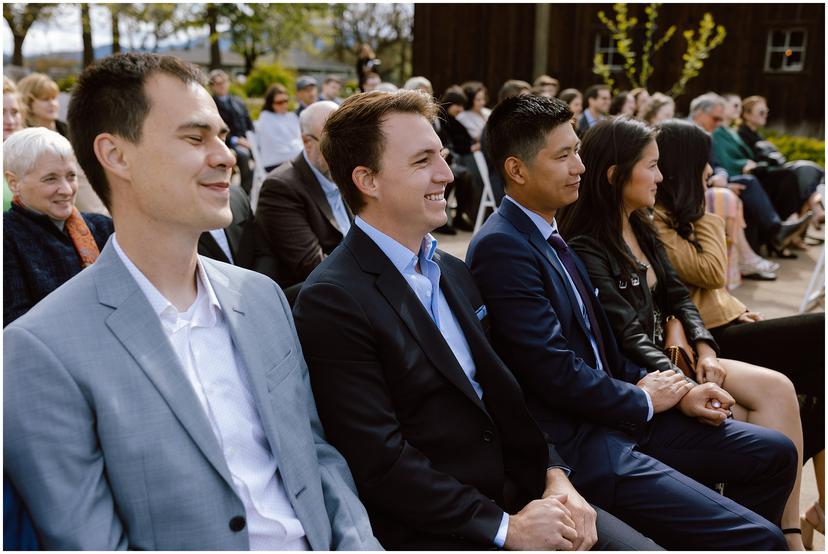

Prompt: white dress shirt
[112,235,309,550]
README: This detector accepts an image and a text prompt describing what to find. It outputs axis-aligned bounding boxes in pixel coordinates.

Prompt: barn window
[765,28,807,72]
[594,33,624,71]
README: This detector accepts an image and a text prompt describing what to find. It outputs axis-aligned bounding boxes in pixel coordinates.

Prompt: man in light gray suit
[3,52,381,551]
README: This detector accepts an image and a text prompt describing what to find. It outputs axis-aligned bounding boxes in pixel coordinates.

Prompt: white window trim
[764,28,807,73]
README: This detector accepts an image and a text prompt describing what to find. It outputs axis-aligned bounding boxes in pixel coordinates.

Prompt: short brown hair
[67,53,205,209]
[321,90,437,214]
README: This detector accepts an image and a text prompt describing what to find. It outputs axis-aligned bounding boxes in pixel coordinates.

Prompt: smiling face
[511,123,585,221]
[568,95,583,115]
[473,89,487,112]
[621,94,637,117]
[4,92,22,140]
[8,150,78,221]
[621,139,662,213]
[591,88,611,114]
[114,74,235,234]
[364,111,454,249]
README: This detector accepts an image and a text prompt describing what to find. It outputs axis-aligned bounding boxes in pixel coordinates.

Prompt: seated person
[255,101,348,288]
[468,94,796,550]
[652,119,825,548]
[209,69,255,194]
[739,95,824,228]
[4,127,113,327]
[558,116,807,549]
[255,83,303,173]
[294,89,661,551]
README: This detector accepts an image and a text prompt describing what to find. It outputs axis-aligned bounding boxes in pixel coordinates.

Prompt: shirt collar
[112,233,221,327]
[303,150,339,197]
[354,216,438,275]
[504,195,557,240]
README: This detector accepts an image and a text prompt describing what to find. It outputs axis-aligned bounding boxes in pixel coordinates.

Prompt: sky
[3,4,211,57]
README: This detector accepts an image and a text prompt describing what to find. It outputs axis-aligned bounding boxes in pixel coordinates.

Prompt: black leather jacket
[568,233,718,374]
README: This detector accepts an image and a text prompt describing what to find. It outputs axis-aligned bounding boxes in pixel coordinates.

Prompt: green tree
[3,3,58,66]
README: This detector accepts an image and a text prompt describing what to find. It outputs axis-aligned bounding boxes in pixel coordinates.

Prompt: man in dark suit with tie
[467,94,796,550]
[293,90,663,550]
[255,101,350,288]
[209,69,255,194]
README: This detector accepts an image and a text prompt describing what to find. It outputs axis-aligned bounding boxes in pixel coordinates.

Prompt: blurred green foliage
[764,130,825,166]
[243,63,295,98]
[56,75,77,92]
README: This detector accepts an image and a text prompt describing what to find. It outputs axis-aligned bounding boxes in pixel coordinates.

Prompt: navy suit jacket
[467,200,651,501]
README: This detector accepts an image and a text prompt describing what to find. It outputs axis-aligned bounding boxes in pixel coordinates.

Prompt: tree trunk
[110,7,120,54]
[207,3,221,70]
[12,33,24,66]
[81,3,94,67]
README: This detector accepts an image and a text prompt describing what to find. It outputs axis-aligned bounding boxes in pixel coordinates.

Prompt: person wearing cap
[209,69,256,194]
[319,76,343,105]
[295,76,318,117]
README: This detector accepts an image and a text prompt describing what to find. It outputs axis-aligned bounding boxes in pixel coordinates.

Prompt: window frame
[764,28,807,73]
[594,32,624,72]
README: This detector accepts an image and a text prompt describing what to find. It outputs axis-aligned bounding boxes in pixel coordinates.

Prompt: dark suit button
[482,430,494,443]
[229,516,246,532]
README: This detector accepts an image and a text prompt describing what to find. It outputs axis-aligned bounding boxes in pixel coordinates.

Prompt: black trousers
[710,312,825,461]
[757,166,803,220]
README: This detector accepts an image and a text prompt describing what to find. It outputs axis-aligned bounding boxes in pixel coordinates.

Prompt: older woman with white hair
[4,127,113,326]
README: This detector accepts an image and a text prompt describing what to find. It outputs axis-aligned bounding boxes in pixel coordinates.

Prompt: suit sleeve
[4,325,128,549]
[293,281,505,546]
[468,232,650,431]
[272,282,383,550]
[255,177,325,282]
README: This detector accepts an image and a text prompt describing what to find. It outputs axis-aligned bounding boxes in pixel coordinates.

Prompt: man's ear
[352,166,378,200]
[93,133,131,182]
[606,164,617,185]
[503,156,527,186]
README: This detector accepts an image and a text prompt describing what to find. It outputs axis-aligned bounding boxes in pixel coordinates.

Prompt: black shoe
[742,271,777,281]
[434,224,457,235]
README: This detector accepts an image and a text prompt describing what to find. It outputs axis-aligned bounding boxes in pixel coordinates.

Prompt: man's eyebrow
[408,147,440,160]
[176,121,230,135]
[554,142,580,155]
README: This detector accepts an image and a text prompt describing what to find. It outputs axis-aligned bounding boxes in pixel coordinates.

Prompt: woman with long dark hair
[557,117,809,549]
[653,119,824,549]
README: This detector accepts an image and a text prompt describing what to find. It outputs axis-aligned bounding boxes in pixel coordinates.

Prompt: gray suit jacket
[3,240,381,551]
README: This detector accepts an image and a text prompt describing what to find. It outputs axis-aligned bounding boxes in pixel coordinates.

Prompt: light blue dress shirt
[503,196,653,421]
[305,151,351,236]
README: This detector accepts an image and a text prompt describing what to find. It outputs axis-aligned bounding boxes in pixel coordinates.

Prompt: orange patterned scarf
[12,196,101,267]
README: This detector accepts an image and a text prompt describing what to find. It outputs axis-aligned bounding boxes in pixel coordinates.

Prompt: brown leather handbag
[663,316,696,378]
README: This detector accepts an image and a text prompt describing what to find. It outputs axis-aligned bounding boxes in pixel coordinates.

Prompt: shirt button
[481,430,494,443]
[229,515,246,532]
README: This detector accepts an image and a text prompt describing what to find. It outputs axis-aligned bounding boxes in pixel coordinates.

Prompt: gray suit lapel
[94,244,235,489]
[202,260,287,466]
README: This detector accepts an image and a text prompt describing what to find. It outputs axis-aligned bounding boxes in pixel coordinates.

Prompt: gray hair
[299,100,339,135]
[3,127,76,179]
[208,69,229,84]
[403,76,433,94]
[689,92,726,117]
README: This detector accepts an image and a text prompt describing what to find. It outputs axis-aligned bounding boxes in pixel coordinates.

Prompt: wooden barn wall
[413,3,824,135]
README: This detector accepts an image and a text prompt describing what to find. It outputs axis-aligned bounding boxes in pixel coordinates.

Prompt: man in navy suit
[466,94,796,550]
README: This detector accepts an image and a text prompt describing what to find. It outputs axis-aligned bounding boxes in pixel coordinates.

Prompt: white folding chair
[246,127,267,212]
[799,245,825,313]
[472,150,497,234]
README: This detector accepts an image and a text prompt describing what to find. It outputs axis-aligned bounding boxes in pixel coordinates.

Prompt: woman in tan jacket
[654,119,825,548]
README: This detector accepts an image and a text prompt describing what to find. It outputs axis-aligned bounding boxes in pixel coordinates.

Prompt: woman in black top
[557,117,807,548]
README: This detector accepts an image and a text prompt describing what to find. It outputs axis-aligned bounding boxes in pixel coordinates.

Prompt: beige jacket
[653,205,746,329]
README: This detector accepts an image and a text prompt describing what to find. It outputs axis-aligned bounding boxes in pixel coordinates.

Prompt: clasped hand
[637,369,693,413]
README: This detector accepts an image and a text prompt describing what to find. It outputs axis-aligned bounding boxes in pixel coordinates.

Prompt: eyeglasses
[304,134,320,142]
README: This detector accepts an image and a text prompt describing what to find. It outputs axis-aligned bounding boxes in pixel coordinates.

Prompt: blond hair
[17,73,60,126]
